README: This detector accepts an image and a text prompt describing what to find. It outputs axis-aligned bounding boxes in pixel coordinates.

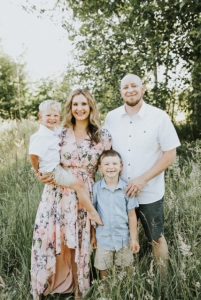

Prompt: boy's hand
[130,239,140,254]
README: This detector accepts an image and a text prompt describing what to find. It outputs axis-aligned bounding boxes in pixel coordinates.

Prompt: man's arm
[126,149,176,197]
[128,209,140,253]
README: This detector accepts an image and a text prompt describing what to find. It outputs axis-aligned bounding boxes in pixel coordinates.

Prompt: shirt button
[130,121,133,124]
[129,135,132,137]
[128,163,130,166]
[128,177,131,180]
[128,149,131,152]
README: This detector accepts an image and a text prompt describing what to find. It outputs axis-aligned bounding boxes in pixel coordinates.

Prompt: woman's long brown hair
[63,89,101,143]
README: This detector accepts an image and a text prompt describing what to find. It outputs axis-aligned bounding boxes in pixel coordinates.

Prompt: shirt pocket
[135,127,159,152]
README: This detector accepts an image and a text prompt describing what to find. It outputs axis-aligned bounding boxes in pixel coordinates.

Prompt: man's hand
[130,239,140,254]
[126,176,147,197]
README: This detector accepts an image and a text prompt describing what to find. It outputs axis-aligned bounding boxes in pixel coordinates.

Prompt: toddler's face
[100,155,122,180]
[39,109,61,130]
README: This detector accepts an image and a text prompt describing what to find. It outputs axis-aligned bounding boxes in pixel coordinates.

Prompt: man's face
[121,76,144,107]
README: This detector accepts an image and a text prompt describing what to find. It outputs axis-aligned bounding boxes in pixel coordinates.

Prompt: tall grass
[0,121,200,299]
[0,120,42,300]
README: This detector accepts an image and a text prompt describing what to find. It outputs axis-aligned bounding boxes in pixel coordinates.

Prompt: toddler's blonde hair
[39,100,61,114]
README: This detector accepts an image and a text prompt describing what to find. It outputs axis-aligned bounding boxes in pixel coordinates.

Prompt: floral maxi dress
[31,128,111,299]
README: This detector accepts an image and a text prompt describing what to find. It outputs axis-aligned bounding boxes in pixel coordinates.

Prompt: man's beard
[124,96,142,107]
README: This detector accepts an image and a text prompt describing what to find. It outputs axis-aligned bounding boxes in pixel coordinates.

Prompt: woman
[31,89,111,300]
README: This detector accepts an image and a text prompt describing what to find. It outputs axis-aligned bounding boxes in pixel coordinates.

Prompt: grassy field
[0,120,200,300]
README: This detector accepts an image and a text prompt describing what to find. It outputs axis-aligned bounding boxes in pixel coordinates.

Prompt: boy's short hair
[98,149,122,165]
[39,100,61,113]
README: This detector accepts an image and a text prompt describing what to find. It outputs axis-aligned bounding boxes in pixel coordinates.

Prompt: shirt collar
[38,124,61,136]
[100,178,125,191]
[119,101,147,118]
[137,101,147,118]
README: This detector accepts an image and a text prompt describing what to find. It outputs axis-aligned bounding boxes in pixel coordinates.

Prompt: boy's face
[100,155,122,181]
[39,109,61,130]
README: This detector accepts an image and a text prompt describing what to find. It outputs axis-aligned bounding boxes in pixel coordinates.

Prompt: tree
[61,1,185,110]
[25,74,72,117]
[0,53,27,119]
[24,0,201,139]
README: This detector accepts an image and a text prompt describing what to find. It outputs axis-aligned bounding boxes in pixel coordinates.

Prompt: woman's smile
[72,94,90,121]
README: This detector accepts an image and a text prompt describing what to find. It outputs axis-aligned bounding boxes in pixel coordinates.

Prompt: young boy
[92,149,140,278]
[29,99,102,225]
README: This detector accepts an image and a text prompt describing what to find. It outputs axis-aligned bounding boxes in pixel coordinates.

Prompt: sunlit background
[0,0,72,81]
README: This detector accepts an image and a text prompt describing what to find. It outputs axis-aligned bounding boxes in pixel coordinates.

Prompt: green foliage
[0,49,72,120]
[25,75,71,118]
[57,0,201,139]
[0,54,27,119]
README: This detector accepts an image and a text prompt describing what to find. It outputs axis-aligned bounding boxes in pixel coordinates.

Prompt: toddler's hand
[130,240,140,254]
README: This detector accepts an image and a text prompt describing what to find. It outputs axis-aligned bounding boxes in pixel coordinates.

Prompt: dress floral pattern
[31,127,111,299]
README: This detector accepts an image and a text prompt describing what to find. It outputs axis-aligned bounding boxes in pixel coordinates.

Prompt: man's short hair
[39,100,61,113]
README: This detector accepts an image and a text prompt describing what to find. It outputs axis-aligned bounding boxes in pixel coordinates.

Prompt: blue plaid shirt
[93,178,138,251]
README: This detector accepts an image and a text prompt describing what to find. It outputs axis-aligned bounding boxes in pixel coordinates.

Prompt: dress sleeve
[100,128,112,150]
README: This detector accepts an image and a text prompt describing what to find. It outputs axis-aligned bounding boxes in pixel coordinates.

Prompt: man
[104,74,180,272]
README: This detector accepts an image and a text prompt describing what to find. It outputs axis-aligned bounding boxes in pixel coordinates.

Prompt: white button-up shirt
[104,101,181,204]
[29,124,62,173]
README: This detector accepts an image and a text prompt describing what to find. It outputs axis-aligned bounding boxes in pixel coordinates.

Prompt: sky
[0,0,73,82]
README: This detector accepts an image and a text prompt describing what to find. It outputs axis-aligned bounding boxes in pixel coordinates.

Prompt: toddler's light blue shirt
[93,178,138,251]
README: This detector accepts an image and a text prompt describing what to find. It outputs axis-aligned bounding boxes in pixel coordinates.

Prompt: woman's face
[71,94,90,122]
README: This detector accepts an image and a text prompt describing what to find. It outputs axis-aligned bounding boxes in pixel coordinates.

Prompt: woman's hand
[37,173,56,185]
[91,234,97,249]
[91,226,97,249]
